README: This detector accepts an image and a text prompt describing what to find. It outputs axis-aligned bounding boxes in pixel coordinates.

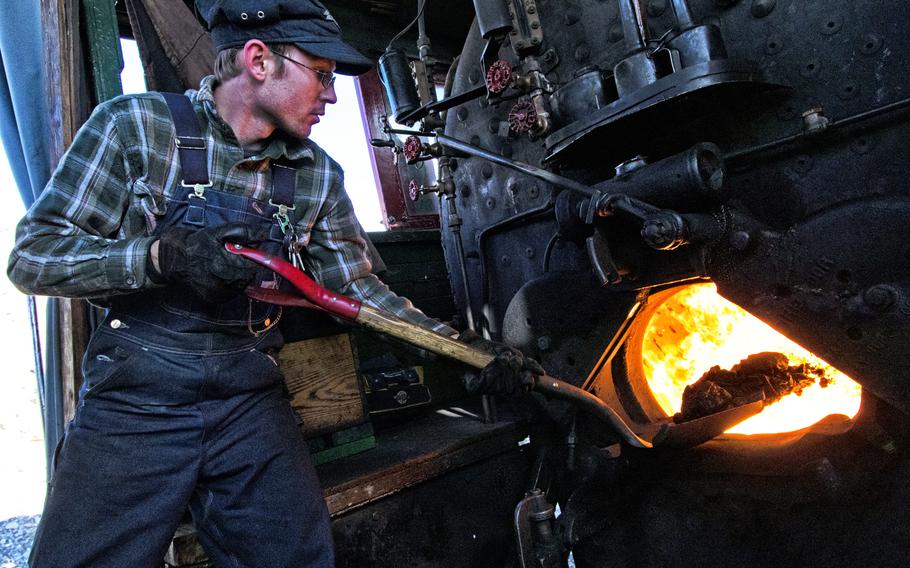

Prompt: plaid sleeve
[7,102,157,298]
[305,175,456,337]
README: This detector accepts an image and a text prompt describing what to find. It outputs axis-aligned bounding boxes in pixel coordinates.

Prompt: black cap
[195,0,374,75]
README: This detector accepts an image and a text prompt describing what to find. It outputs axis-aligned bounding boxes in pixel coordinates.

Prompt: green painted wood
[331,422,375,446]
[82,0,123,102]
[311,436,377,466]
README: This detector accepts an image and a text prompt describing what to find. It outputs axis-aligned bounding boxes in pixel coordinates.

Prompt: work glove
[155,223,269,302]
[458,329,546,396]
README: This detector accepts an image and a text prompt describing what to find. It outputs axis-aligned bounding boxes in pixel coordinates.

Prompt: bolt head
[863,285,897,311]
[730,231,751,251]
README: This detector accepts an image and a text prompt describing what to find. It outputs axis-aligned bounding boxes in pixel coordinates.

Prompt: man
[9,1,538,566]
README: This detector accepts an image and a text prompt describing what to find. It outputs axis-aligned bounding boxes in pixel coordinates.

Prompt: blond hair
[213,43,291,81]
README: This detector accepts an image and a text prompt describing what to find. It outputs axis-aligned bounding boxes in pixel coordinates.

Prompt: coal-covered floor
[0,516,38,568]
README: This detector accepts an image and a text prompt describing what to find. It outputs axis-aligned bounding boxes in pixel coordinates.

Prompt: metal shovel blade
[651,399,764,449]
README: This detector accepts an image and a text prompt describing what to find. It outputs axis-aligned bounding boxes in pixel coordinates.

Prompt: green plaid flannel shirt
[8,76,453,335]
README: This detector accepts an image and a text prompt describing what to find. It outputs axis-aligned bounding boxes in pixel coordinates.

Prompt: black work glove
[458,329,546,396]
[155,223,269,302]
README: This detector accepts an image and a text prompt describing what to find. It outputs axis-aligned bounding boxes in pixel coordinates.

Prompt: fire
[641,283,862,434]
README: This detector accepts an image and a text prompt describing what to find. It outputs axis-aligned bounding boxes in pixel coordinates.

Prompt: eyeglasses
[269,49,336,89]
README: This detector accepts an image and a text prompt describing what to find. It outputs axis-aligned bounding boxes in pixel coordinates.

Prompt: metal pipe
[533,376,653,449]
[417,1,431,62]
[618,0,647,51]
[670,0,695,29]
[438,156,490,420]
[473,0,513,39]
[28,296,46,417]
[725,95,910,164]
[434,133,597,198]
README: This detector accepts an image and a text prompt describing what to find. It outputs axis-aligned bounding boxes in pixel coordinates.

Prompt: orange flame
[641,283,862,434]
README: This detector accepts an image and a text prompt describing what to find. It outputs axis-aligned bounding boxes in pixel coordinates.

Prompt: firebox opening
[637,283,862,435]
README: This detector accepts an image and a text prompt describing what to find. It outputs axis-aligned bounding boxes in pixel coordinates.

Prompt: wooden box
[279,333,367,438]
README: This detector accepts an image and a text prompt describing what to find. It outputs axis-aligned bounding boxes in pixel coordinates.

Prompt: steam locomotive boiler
[374,0,910,565]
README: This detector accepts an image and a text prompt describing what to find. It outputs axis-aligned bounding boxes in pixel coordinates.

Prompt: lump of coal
[674,352,829,423]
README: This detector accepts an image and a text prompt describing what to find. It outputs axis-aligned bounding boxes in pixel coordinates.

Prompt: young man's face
[259,46,338,140]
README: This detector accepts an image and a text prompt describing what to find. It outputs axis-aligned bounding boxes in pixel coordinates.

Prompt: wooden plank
[279,334,367,437]
[41,0,96,425]
[319,407,525,516]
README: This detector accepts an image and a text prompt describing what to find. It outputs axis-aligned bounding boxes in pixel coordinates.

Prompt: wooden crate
[279,333,367,438]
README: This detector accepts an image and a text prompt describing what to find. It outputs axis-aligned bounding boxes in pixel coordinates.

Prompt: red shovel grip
[225,243,362,321]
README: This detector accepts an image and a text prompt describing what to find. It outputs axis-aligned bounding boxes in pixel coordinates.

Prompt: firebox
[623,283,862,435]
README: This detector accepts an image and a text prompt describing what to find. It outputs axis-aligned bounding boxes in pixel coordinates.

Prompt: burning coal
[641,284,862,434]
[674,352,831,423]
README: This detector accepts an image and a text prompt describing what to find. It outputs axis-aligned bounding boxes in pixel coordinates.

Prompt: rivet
[488,118,501,133]
[850,137,871,155]
[456,107,469,121]
[481,164,494,179]
[729,231,751,251]
[486,197,497,209]
[500,254,511,266]
[531,37,541,45]
[574,43,591,63]
[110,319,122,329]
[800,58,821,78]
[527,5,536,14]
[777,103,797,121]
[764,35,783,55]
[750,0,776,18]
[470,135,482,147]
[240,11,249,20]
[838,81,859,100]
[257,10,265,18]
[524,247,536,258]
[608,23,624,43]
[529,186,540,199]
[537,336,552,351]
[531,21,540,30]
[863,285,897,312]
[647,0,667,17]
[793,154,813,174]
[860,34,883,55]
[820,15,842,35]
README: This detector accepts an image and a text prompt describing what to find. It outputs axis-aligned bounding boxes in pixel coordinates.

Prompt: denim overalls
[29,94,334,568]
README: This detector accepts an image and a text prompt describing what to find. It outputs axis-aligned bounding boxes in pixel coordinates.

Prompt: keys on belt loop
[288,237,306,270]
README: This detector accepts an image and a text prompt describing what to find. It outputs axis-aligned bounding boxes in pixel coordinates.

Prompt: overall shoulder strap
[161,93,210,187]
[270,162,297,208]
